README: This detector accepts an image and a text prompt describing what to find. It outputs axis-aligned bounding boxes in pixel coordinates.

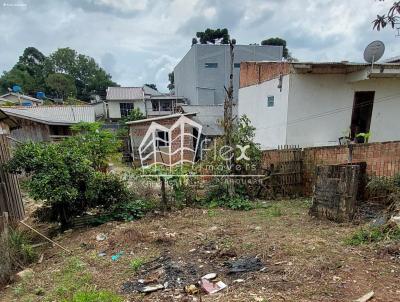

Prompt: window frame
[119,102,134,117]
[156,131,170,147]
[204,62,218,68]
[267,96,275,107]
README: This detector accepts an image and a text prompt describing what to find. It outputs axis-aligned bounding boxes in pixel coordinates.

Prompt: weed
[130,258,145,271]
[345,226,400,246]
[67,289,123,302]
[260,205,282,218]
[207,209,218,217]
[8,228,38,264]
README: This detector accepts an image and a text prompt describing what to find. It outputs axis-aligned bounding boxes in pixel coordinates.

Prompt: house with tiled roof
[105,85,186,120]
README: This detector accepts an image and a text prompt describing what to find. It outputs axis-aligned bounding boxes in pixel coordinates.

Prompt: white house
[238,61,400,149]
[105,85,186,120]
[0,92,43,106]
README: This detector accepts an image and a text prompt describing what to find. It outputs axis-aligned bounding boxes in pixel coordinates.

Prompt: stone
[96,233,107,241]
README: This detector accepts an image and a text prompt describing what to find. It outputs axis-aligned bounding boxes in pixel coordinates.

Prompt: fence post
[0,212,11,283]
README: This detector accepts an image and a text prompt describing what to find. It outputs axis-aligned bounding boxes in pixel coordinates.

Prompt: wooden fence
[262,145,303,197]
[0,135,24,221]
[0,212,11,284]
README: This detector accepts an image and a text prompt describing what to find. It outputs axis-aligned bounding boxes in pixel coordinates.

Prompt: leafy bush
[6,124,128,228]
[366,176,399,204]
[108,199,152,222]
[345,225,400,246]
[8,229,38,264]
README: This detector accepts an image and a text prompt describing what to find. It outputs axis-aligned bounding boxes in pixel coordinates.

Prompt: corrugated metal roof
[106,87,144,100]
[0,110,19,129]
[1,106,95,125]
[0,92,43,103]
[126,113,196,125]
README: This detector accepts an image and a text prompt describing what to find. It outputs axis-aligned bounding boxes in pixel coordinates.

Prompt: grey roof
[0,110,19,129]
[126,112,196,125]
[143,85,164,96]
[106,87,144,100]
[181,105,224,136]
[0,92,43,103]
[0,106,95,125]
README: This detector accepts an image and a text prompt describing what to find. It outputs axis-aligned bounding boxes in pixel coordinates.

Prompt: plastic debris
[200,279,227,294]
[201,273,217,280]
[98,252,106,257]
[354,291,374,302]
[96,233,107,241]
[111,251,124,261]
[139,284,164,293]
[228,256,264,273]
[233,279,245,283]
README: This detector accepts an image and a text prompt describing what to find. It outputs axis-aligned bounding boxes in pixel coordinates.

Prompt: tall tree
[373,1,400,30]
[0,47,47,94]
[45,73,77,100]
[193,28,230,45]
[167,72,174,91]
[261,37,289,59]
[47,48,116,101]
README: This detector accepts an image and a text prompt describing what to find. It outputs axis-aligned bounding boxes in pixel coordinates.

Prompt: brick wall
[129,116,195,165]
[262,141,400,196]
[240,62,290,88]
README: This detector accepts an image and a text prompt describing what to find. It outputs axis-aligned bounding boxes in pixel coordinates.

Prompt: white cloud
[0,0,398,92]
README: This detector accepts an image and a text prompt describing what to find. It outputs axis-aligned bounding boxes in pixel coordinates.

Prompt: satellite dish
[363,40,385,63]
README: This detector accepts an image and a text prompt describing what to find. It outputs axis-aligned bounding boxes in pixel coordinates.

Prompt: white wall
[107,100,146,119]
[352,78,400,143]
[238,75,290,149]
[286,74,353,147]
[286,74,400,147]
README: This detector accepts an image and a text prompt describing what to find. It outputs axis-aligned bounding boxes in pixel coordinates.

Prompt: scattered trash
[139,284,164,293]
[200,279,227,294]
[185,284,199,295]
[228,256,264,273]
[354,291,374,302]
[111,251,124,261]
[201,273,217,280]
[96,233,107,241]
[189,248,196,253]
[233,279,245,283]
[98,252,106,257]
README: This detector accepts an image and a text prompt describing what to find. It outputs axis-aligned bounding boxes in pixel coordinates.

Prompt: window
[205,62,218,68]
[234,63,241,68]
[267,96,274,107]
[156,131,169,147]
[120,103,134,117]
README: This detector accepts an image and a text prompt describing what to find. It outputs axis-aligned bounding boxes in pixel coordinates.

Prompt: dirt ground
[1,199,400,302]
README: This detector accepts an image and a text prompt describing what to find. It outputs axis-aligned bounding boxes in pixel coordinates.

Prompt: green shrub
[130,258,145,272]
[8,228,38,264]
[366,176,396,200]
[109,199,152,222]
[6,124,127,229]
[68,290,123,302]
[345,226,400,246]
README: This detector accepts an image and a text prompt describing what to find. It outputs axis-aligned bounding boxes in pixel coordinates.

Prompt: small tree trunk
[224,41,235,197]
[160,177,168,212]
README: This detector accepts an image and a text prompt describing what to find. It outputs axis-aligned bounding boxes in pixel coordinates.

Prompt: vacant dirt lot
[1,199,400,302]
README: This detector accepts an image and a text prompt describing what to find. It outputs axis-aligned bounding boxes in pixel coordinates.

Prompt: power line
[252,92,400,132]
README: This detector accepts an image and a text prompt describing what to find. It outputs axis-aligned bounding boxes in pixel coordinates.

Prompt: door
[350,91,375,141]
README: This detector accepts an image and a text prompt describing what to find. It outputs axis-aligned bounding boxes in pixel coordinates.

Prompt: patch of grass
[344,226,400,246]
[130,257,145,272]
[207,209,218,217]
[260,205,283,218]
[67,289,123,302]
[9,228,38,264]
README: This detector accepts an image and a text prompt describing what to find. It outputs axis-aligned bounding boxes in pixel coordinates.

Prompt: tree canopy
[373,1,400,30]
[193,28,230,45]
[261,37,289,59]
[0,47,117,102]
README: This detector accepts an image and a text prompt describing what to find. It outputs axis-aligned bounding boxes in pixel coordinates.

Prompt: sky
[0,0,398,92]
